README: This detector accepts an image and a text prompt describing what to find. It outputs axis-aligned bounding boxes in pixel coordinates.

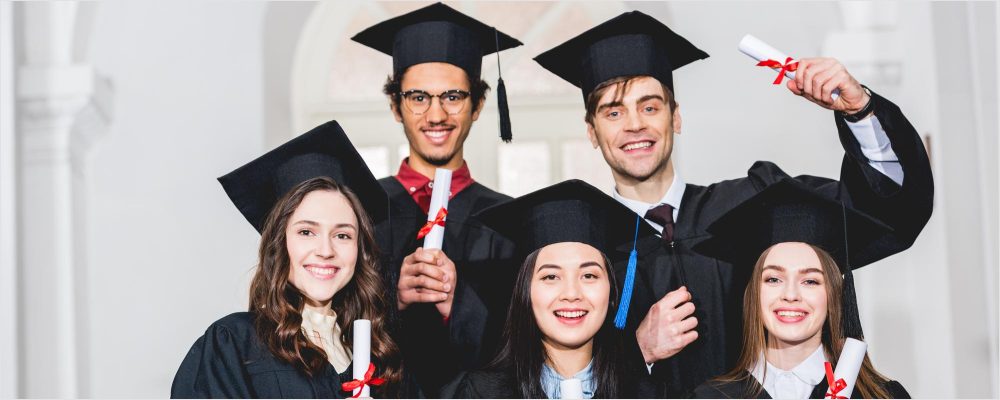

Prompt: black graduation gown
[171,312,387,399]
[441,366,662,399]
[691,374,912,399]
[375,179,518,397]
[611,92,935,396]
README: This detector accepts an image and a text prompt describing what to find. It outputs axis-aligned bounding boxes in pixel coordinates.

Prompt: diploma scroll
[829,338,867,398]
[352,319,372,398]
[560,378,584,399]
[422,168,452,250]
[738,34,840,100]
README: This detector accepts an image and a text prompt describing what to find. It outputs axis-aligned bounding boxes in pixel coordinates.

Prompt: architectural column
[16,2,93,397]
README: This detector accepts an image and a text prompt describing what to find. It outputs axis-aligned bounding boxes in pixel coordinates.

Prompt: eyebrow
[763,265,823,275]
[291,220,357,230]
[637,94,666,104]
[579,261,605,270]
[596,101,624,113]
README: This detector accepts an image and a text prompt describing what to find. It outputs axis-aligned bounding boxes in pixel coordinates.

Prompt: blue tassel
[614,215,642,329]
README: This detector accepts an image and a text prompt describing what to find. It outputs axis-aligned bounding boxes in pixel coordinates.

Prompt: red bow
[416,207,448,239]
[824,361,848,399]
[756,57,799,84]
[341,363,386,398]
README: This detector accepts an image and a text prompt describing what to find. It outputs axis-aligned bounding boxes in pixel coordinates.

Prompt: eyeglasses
[399,89,471,115]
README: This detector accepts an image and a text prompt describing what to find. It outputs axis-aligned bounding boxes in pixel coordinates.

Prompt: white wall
[82,2,266,397]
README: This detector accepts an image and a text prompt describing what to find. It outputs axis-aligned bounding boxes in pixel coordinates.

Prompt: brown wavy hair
[247,177,402,396]
[715,244,891,398]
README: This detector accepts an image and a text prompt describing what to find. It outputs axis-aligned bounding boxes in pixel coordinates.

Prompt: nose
[425,96,448,124]
[559,279,583,302]
[624,109,646,132]
[315,236,336,259]
[781,281,800,302]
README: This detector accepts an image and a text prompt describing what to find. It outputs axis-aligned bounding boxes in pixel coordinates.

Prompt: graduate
[442,180,657,399]
[352,3,522,395]
[534,11,933,396]
[171,121,409,398]
[691,179,910,398]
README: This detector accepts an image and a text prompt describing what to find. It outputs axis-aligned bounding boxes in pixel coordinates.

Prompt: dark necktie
[644,204,675,243]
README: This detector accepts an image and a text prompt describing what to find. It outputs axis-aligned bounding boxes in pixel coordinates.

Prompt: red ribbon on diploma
[416,207,448,239]
[341,362,386,398]
[824,361,848,399]
[756,57,799,84]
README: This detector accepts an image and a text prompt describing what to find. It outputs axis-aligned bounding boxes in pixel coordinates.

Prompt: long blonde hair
[715,243,891,398]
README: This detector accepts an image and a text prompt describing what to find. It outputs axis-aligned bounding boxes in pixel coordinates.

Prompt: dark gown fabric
[171,312,407,399]
[691,374,911,399]
[441,365,661,399]
[610,93,934,397]
[375,179,518,397]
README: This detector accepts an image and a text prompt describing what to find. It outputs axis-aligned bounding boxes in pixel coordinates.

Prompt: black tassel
[841,268,865,340]
[497,77,512,143]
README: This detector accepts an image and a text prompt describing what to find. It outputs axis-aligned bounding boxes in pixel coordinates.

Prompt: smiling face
[285,189,359,309]
[759,242,829,349]
[392,62,482,168]
[586,76,682,184]
[530,242,611,352]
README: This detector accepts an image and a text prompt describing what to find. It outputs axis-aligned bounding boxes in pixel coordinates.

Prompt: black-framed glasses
[399,89,471,115]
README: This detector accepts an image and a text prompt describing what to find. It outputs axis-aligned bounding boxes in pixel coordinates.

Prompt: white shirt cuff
[846,115,904,185]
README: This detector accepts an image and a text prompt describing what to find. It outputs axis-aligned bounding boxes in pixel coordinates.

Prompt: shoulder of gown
[440,368,517,399]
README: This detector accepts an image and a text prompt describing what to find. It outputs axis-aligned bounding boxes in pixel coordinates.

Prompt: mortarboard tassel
[839,203,865,340]
[495,28,512,143]
[614,215,642,329]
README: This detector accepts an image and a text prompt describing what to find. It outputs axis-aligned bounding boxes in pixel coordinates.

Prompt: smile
[621,141,654,152]
[422,127,454,144]
[774,309,808,323]
[554,309,588,325]
[304,265,341,281]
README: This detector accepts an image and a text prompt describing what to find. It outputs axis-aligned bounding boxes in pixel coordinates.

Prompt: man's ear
[390,100,403,123]
[586,121,599,149]
[672,103,682,134]
[471,98,484,121]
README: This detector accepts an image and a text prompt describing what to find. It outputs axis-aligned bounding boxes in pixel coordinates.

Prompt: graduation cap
[352,2,523,142]
[218,120,389,233]
[475,179,657,329]
[534,10,709,99]
[696,179,896,340]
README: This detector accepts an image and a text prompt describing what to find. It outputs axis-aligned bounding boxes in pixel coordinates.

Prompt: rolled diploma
[423,168,452,250]
[560,378,584,399]
[352,319,372,397]
[738,34,840,100]
[830,338,868,398]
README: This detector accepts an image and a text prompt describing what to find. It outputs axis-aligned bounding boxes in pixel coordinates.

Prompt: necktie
[644,204,675,243]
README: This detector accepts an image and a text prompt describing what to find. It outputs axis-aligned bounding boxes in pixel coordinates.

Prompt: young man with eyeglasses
[535,11,933,396]
[352,3,522,396]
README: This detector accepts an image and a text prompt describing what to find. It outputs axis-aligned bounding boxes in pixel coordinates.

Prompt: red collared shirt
[394,158,475,214]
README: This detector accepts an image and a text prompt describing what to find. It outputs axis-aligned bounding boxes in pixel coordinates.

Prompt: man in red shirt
[352,3,521,396]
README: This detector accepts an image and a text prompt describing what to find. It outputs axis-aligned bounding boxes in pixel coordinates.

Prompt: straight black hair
[486,246,625,398]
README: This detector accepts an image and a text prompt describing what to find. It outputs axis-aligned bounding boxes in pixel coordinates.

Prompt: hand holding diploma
[739,35,871,115]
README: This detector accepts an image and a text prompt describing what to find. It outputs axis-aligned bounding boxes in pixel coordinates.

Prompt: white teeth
[554,310,588,318]
[305,266,337,276]
[777,311,805,317]
[622,141,653,151]
[425,130,449,138]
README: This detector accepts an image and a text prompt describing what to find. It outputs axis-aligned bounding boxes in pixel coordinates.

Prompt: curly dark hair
[248,177,403,397]
[382,67,491,117]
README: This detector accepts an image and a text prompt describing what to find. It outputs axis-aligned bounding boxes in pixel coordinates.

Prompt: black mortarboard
[218,120,388,233]
[696,179,896,340]
[475,179,656,329]
[534,10,709,99]
[352,2,523,142]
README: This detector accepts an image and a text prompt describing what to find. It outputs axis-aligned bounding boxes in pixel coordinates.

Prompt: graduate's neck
[765,334,823,371]
[407,150,465,179]
[542,339,593,379]
[302,299,334,317]
[614,159,675,204]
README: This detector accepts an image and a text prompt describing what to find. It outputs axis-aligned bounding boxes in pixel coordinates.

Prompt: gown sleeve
[171,323,253,398]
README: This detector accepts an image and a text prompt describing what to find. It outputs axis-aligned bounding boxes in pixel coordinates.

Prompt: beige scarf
[301,307,353,373]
